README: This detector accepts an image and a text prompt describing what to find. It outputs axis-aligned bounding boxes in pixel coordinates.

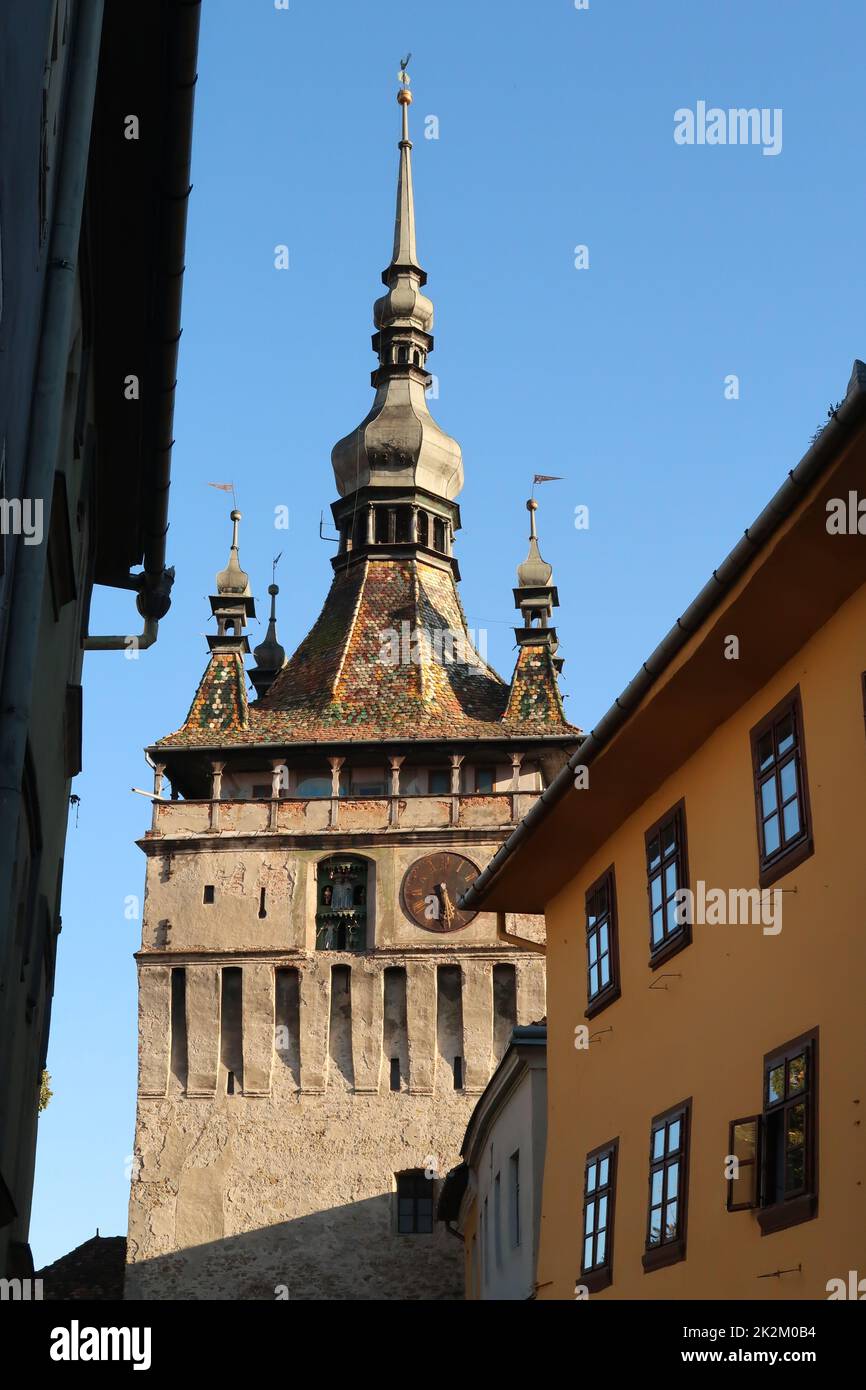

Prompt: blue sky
[31,0,866,1265]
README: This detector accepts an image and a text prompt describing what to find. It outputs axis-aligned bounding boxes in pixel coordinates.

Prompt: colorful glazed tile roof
[155,558,579,749]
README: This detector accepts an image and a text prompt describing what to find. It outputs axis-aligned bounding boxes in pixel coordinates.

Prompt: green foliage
[38,1068,53,1114]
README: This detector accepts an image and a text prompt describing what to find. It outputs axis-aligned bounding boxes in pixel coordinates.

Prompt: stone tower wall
[126,821,545,1300]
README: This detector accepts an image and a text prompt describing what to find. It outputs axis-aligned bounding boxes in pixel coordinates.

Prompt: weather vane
[398,53,412,86]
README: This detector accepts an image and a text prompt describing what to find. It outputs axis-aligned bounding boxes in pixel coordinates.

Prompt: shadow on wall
[124,1194,462,1302]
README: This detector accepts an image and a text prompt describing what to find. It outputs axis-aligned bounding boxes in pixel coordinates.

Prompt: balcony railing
[147,790,540,838]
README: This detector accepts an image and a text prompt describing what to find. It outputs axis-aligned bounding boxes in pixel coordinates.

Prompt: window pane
[588,933,598,964]
[597,1156,609,1187]
[586,1163,597,1193]
[652,1128,665,1160]
[665,1199,678,1239]
[648,1208,662,1246]
[783,798,801,840]
[763,813,780,855]
[668,1119,681,1153]
[416,1210,433,1234]
[768,1063,785,1104]
[666,899,680,935]
[776,715,795,755]
[600,955,611,987]
[651,1169,664,1205]
[785,1146,805,1192]
[650,875,662,909]
[732,1121,757,1163]
[788,1054,806,1095]
[584,1235,593,1269]
[652,910,664,944]
[779,759,797,802]
[787,1102,806,1151]
[757,731,774,771]
[597,1195,608,1229]
[648,836,660,870]
[599,923,609,955]
[661,821,676,858]
[664,862,678,898]
[760,777,778,816]
[585,1200,595,1235]
[665,1161,679,1200]
[589,964,599,997]
[596,1229,606,1264]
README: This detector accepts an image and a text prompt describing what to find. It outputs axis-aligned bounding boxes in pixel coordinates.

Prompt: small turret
[209,509,255,653]
[513,498,561,668]
[250,583,286,698]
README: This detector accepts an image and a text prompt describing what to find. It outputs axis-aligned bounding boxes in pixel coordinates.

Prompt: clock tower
[125,69,578,1301]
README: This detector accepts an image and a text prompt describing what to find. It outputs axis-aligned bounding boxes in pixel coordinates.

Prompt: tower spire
[388,55,423,280]
[330,62,463,523]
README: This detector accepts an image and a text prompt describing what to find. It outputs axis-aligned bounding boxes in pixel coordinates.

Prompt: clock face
[401,852,480,934]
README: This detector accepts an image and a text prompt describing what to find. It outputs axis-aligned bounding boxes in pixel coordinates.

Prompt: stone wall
[127,952,545,1300]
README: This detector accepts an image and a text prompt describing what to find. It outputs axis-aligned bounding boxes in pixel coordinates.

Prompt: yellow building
[463,360,866,1299]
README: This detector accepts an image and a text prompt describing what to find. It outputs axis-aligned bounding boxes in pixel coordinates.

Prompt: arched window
[417,511,430,547]
[375,508,389,544]
[316,855,369,950]
[433,517,446,552]
[397,345,408,364]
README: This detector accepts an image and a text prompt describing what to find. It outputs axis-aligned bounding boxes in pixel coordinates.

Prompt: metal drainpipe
[0,0,105,923]
[82,616,158,652]
[496,911,546,954]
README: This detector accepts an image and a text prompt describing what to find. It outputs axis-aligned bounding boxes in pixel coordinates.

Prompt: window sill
[582,1266,613,1293]
[758,1193,817,1235]
[585,985,621,1020]
[642,1238,686,1272]
[648,927,691,971]
[759,835,814,889]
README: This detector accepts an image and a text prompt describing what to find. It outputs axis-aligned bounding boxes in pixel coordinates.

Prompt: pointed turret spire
[387,59,423,278]
[208,509,255,651]
[331,62,463,522]
[215,509,252,601]
[174,511,254,737]
[250,583,286,699]
[503,496,567,726]
[512,498,562,667]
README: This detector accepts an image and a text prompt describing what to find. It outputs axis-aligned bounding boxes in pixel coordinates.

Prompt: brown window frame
[584,866,621,1018]
[726,1114,762,1212]
[749,687,814,889]
[758,1029,818,1235]
[644,800,691,969]
[642,1098,691,1272]
[581,1139,618,1292]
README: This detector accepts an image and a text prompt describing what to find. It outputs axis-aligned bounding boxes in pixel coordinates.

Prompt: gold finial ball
[268,583,279,597]
[230,508,242,522]
[527,498,538,512]
[397,87,413,106]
